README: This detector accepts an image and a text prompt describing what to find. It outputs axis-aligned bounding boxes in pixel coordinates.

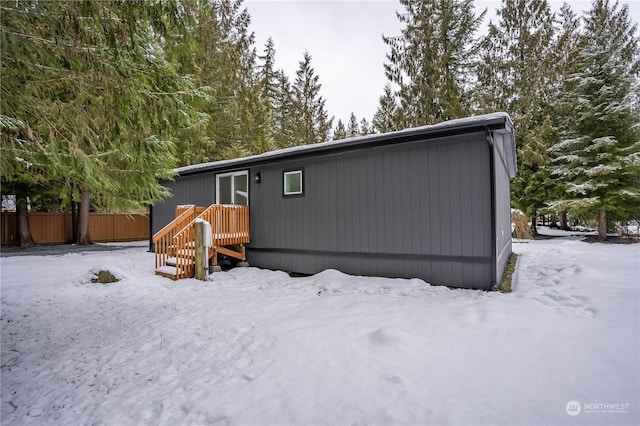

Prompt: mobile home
[151,112,516,290]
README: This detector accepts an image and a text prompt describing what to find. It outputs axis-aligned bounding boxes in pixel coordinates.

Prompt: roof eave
[175,113,514,177]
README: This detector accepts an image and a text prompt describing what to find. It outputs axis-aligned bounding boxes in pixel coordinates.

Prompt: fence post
[195,220,205,281]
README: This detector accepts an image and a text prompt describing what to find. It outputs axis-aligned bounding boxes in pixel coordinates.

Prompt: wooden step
[165,257,198,267]
[155,265,179,280]
[156,263,197,280]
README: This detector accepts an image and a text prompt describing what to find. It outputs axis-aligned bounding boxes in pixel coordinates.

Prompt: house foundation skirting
[246,247,493,289]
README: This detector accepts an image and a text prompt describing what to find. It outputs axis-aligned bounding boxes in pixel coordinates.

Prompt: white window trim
[216,170,249,205]
[283,170,303,196]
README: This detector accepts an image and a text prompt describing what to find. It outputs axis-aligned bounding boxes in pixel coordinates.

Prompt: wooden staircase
[153,204,250,280]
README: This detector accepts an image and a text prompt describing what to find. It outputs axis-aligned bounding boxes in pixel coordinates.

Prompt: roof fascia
[176,114,513,177]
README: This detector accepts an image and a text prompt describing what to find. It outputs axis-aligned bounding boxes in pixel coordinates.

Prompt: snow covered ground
[1,238,638,425]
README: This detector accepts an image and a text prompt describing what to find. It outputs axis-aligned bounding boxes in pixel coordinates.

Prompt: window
[216,170,248,205]
[284,170,303,196]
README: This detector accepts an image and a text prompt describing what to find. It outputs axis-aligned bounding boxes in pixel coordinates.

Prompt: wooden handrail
[153,205,196,244]
[153,205,198,271]
[194,204,250,246]
[175,204,195,218]
[174,205,249,242]
[173,205,249,278]
[155,204,250,279]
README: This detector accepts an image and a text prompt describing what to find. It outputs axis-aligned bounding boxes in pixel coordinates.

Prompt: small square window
[284,170,303,195]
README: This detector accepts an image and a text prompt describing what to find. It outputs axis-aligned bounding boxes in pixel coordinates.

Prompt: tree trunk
[15,189,35,247]
[559,211,569,230]
[550,214,557,228]
[530,212,539,237]
[598,209,607,242]
[76,186,93,245]
[71,200,78,243]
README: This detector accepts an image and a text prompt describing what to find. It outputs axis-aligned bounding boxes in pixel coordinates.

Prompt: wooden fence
[0,212,149,245]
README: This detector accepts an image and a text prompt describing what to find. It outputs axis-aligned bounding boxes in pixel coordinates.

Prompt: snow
[586,163,620,176]
[537,225,597,237]
[537,224,640,238]
[1,238,638,425]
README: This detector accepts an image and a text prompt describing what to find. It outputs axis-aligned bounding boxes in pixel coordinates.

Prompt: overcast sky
[246,0,640,125]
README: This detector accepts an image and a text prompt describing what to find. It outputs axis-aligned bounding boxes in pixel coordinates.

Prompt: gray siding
[248,132,494,288]
[151,120,516,290]
[152,173,216,235]
[493,132,514,286]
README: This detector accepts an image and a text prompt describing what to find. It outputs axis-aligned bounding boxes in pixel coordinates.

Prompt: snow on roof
[176,112,513,176]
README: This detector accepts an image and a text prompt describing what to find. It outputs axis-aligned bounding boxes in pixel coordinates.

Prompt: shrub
[91,270,119,284]
[511,211,532,239]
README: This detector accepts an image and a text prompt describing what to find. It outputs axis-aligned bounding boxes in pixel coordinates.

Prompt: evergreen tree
[346,113,360,138]
[373,83,399,133]
[383,0,485,128]
[256,37,279,150]
[208,0,270,159]
[333,119,347,140]
[333,115,372,139]
[169,0,269,163]
[545,3,583,229]
[272,71,296,148]
[548,0,640,241]
[258,37,280,110]
[291,52,333,145]
[359,118,373,135]
[1,1,199,244]
[166,0,227,164]
[551,3,583,115]
[0,116,46,246]
[476,0,556,234]
[232,38,273,157]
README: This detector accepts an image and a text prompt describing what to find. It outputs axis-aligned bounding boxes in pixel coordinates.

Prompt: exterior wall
[151,127,514,290]
[247,132,495,289]
[152,173,216,235]
[492,132,514,286]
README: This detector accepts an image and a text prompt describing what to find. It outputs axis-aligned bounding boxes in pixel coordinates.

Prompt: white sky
[246,0,640,125]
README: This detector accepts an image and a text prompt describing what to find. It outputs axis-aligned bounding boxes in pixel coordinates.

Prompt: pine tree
[256,37,280,150]
[169,0,269,163]
[383,0,485,128]
[359,118,373,135]
[373,84,399,133]
[333,119,347,140]
[476,0,556,234]
[546,3,583,229]
[0,117,46,246]
[475,0,555,115]
[165,0,226,164]
[291,52,333,145]
[272,71,296,148]
[346,113,360,138]
[548,0,640,241]
[551,3,583,114]
[258,37,280,111]
[1,1,200,244]
[209,1,271,159]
